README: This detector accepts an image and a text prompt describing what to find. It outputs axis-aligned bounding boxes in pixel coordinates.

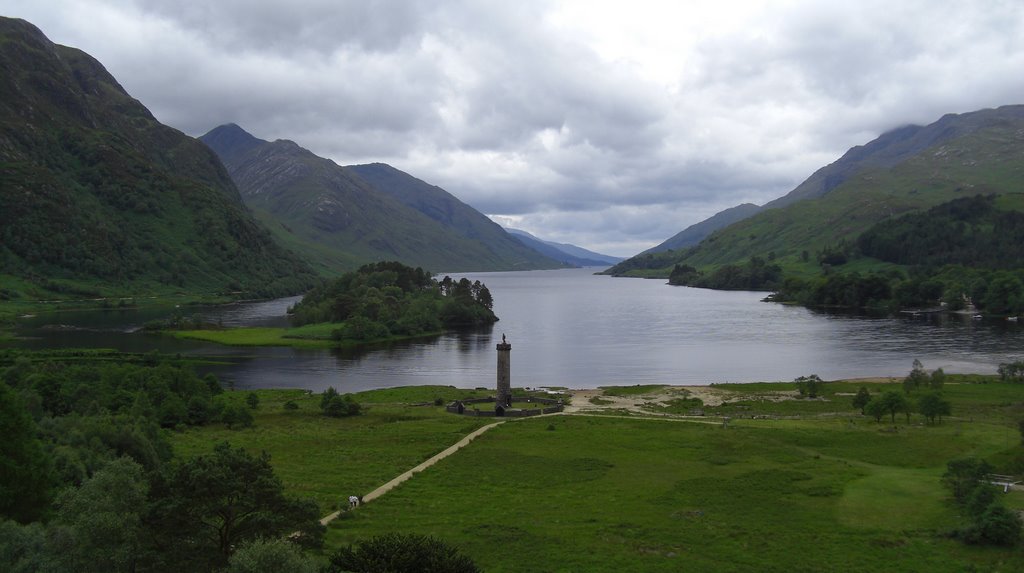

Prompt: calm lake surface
[7,268,1024,392]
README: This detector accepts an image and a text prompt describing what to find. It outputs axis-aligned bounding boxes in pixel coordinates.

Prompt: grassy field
[171,387,493,509]
[169,324,445,349]
[170,380,1024,571]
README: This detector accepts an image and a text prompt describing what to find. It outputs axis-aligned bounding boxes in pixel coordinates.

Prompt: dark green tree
[148,442,323,569]
[226,538,319,573]
[998,360,1024,382]
[963,504,1023,546]
[877,390,911,423]
[943,458,994,503]
[325,533,480,573]
[795,374,823,398]
[246,392,260,410]
[222,403,254,429]
[0,519,53,572]
[903,359,929,393]
[324,394,362,418]
[917,392,951,424]
[50,457,149,572]
[865,398,886,422]
[0,383,52,523]
[852,386,872,414]
[321,386,340,410]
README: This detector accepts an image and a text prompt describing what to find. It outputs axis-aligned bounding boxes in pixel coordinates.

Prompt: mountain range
[200,125,563,274]
[608,104,1024,278]
[504,228,622,267]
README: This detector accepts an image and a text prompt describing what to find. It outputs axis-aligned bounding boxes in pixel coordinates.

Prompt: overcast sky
[6,1,1024,256]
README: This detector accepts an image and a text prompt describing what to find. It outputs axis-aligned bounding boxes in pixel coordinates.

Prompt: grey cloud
[7,0,1024,256]
[134,0,433,54]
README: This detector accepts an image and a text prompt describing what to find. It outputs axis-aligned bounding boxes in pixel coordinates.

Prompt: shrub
[324,533,480,573]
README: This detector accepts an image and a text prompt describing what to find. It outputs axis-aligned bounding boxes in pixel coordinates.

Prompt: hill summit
[201,125,563,274]
[0,18,316,299]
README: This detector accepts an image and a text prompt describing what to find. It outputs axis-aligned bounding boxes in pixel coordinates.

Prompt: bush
[324,533,480,573]
[795,374,823,398]
[226,538,318,573]
[324,395,361,418]
[961,504,1023,546]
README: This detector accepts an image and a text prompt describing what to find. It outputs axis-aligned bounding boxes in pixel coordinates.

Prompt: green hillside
[201,125,562,275]
[0,18,316,301]
[348,163,564,269]
[609,105,1024,281]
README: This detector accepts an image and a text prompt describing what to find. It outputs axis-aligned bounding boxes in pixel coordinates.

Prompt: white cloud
[5,0,1024,255]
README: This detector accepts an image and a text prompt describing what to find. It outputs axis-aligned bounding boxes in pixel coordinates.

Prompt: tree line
[0,350,482,572]
[768,196,1024,314]
[0,351,326,571]
[288,261,497,342]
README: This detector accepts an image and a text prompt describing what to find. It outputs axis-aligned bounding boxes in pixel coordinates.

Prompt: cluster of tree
[288,262,498,342]
[770,265,1024,315]
[0,351,271,524]
[668,256,783,291]
[857,389,950,424]
[794,374,824,398]
[853,361,952,424]
[320,387,362,418]
[1,351,326,571]
[998,360,1024,382]
[942,458,1022,546]
[858,195,1024,269]
[1,443,324,572]
[324,533,481,572]
[201,532,481,573]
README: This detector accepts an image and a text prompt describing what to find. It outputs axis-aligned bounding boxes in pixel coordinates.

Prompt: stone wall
[446,396,563,417]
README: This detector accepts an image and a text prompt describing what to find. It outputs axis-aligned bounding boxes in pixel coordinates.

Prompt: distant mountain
[608,105,1024,278]
[639,203,762,255]
[504,228,622,267]
[346,163,563,270]
[201,126,563,274]
[0,17,316,299]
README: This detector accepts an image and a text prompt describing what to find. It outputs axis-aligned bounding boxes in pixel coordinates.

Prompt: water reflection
[6,268,1024,392]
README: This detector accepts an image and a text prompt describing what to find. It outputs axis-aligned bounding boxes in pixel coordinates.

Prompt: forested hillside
[0,18,316,300]
[609,105,1024,280]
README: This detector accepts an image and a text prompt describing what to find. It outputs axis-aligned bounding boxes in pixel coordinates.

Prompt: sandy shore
[563,378,901,415]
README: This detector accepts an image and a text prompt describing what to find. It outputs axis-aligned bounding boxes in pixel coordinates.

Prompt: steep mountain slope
[609,105,1024,277]
[201,126,562,273]
[346,163,562,270]
[0,17,315,299]
[639,203,762,255]
[504,228,622,267]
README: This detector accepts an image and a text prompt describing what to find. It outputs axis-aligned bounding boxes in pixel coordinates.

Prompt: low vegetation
[5,350,1024,571]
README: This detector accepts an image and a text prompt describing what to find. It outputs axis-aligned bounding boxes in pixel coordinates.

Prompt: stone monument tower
[496,333,512,409]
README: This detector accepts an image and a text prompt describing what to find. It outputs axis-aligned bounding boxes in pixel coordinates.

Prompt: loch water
[7,267,1024,392]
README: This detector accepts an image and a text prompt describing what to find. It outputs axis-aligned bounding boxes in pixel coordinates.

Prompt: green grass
[169,325,445,349]
[170,387,492,510]
[170,382,1024,571]
[323,415,1024,572]
[171,327,332,348]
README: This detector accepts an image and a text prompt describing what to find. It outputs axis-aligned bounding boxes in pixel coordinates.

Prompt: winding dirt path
[320,384,825,524]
